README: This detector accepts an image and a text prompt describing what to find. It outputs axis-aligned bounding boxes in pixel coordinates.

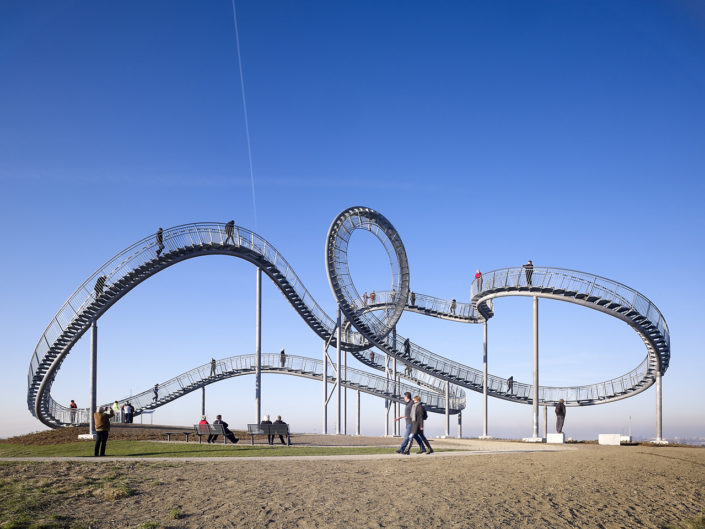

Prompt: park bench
[247,423,292,446]
[162,431,192,442]
[193,423,228,444]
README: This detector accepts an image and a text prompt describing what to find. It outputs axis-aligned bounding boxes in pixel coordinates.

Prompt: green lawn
[0,441,406,458]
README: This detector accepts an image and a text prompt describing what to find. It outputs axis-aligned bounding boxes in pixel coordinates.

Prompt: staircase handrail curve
[472,266,670,374]
[27,222,460,426]
[47,353,466,426]
[326,206,670,408]
[474,266,669,348]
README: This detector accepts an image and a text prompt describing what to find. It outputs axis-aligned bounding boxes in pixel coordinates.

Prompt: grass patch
[169,507,181,520]
[661,514,705,529]
[0,441,411,458]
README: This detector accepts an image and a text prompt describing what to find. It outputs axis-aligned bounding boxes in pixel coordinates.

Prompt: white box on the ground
[599,434,621,445]
[547,433,565,444]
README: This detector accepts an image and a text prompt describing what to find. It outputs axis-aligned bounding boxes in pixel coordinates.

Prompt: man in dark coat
[555,399,566,433]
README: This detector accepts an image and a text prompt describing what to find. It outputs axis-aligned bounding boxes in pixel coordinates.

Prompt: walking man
[523,260,534,286]
[156,228,165,257]
[280,348,286,368]
[153,383,159,402]
[210,358,216,377]
[224,220,235,244]
[394,392,415,455]
[69,399,77,424]
[507,376,514,394]
[555,399,566,433]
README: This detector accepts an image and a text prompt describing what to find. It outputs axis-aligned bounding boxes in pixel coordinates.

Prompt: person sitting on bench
[210,414,239,444]
[273,415,288,445]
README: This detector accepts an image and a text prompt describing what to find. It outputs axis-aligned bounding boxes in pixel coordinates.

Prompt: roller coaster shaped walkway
[28,206,670,428]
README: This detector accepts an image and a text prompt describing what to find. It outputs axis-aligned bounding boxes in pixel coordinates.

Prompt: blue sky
[1,1,704,441]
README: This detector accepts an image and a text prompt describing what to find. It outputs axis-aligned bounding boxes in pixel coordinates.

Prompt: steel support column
[336,306,342,435]
[457,411,462,438]
[543,405,547,439]
[89,321,97,435]
[344,347,347,435]
[255,267,262,425]
[532,296,540,439]
[445,380,450,437]
[482,319,488,438]
[201,387,206,417]
[356,389,361,436]
[322,340,328,435]
[656,368,663,442]
[392,327,397,436]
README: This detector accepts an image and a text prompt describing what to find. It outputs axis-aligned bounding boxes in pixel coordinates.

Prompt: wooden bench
[247,423,291,445]
[193,424,227,444]
[162,431,192,442]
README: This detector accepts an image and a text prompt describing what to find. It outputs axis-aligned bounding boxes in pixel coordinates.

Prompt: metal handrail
[48,354,466,425]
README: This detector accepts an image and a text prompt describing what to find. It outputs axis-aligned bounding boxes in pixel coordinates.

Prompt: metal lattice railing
[47,354,466,425]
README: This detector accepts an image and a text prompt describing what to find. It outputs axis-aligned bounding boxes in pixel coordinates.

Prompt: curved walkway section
[325,207,670,408]
[29,210,670,428]
[471,267,670,404]
[58,353,466,426]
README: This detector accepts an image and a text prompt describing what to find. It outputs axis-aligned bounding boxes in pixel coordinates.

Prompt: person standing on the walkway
[156,228,165,257]
[94,406,114,457]
[394,392,415,455]
[153,383,159,402]
[363,292,369,305]
[224,220,235,244]
[409,291,416,306]
[280,349,286,368]
[94,275,107,297]
[370,290,376,304]
[210,358,216,377]
[411,396,433,454]
[555,399,566,433]
[523,260,534,286]
[403,338,411,358]
[475,270,483,293]
[450,298,457,315]
[507,376,514,394]
[70,400,77,424]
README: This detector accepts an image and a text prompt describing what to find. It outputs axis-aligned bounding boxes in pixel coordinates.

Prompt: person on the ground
[394,392,415,455]
[112,400,121,423]
[94,406,114,457]
[210,358,216,377]
[199,415,209,426]
[261,414,274,445]
[94,275,107,297]
[523,260,534,286]
[273,415,289,445]
[280,348,286,368]
[411,396,433,454]
[156,228,165,257]
[224,220,235,244]
[475,270,483,293]
[153,383,159,402]
[507,376,514,394]
[69,399,77,424]
[450,298,457,315]
[555,399,566,434]
[125,402,133,423]
[210,414,239,444]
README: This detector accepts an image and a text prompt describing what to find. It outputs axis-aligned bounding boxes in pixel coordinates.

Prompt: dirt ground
[1,429,704,528]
